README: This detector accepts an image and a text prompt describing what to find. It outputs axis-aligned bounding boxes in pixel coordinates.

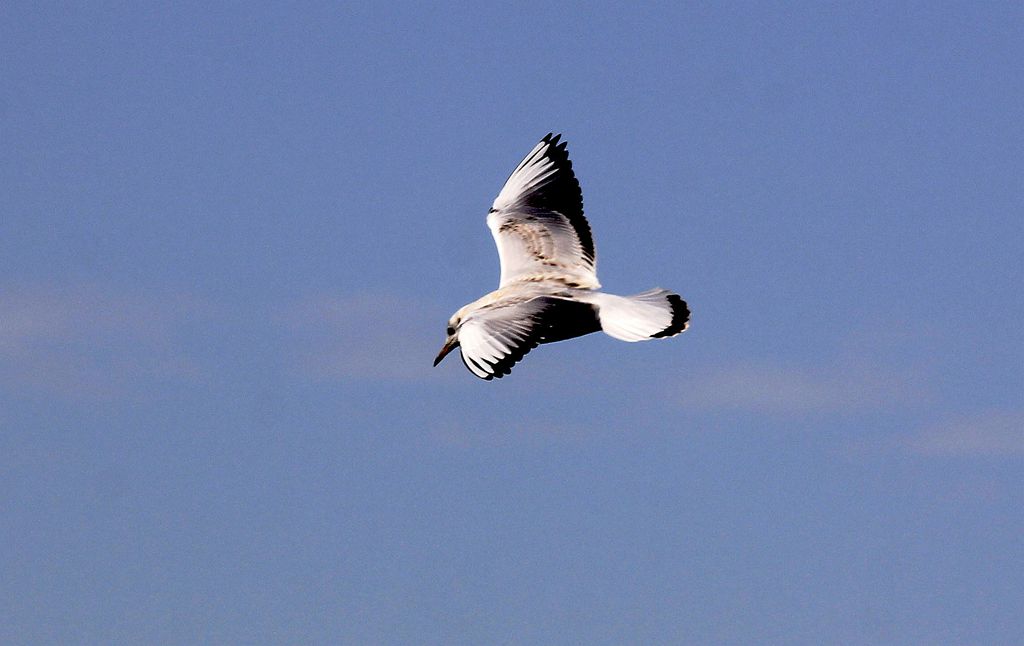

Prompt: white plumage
[434,133,690,380]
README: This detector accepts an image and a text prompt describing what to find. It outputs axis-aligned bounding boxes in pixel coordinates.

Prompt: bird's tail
[593,288,690,342]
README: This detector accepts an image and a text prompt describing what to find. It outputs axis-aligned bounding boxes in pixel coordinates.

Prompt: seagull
[434,133,690,380]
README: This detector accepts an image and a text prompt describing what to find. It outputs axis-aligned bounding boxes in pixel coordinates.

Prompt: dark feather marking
[533,133,595,265]
[651,294,691,338]
[465,297,601,380]
[498,133,595,267]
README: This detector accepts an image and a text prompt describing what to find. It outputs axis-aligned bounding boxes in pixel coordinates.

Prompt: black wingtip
[519,132,593,266]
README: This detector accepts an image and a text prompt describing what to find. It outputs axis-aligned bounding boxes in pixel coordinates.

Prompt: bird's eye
[446,325,455,335]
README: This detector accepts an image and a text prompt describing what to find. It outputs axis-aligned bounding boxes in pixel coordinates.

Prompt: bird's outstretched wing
[487,134,599,289]
[457,296,600,380]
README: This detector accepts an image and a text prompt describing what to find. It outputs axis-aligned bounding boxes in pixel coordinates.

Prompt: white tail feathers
[593,288,690,342]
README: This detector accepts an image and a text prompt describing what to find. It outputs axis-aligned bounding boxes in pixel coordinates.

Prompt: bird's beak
[433,337,459,367]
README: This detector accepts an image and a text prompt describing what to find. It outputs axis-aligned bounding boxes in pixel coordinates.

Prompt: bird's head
[433,314,463,367]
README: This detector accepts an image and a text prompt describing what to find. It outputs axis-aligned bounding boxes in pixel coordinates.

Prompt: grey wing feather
[487,134,599,289]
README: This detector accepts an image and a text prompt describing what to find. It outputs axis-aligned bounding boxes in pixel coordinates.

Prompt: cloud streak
[672,360,929,416]
[279,293,446,382]
[906,411,1024,457]
[0,284,213,399]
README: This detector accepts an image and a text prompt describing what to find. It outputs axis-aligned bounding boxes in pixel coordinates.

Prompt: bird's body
[434,133,690,380]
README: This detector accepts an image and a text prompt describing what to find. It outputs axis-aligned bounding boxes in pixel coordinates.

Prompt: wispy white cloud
[0,284,214,399]
[672,360,930,415]
[905,411,1024,457]
[279,293,447,382]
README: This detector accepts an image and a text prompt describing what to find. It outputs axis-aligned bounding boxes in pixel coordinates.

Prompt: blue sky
[2,2,1022,643]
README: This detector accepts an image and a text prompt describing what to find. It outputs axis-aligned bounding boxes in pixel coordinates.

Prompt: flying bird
[434,133,690,380]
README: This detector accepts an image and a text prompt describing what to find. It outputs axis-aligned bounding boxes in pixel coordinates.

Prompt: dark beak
[433,338,459,367]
